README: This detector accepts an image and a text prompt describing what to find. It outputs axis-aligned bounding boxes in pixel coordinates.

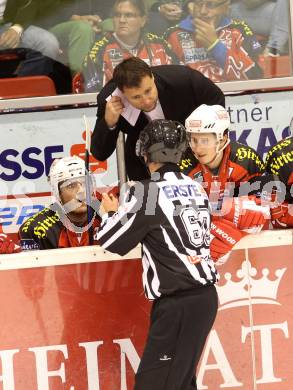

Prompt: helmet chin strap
[199,138,231,167]
[216,137,230,158]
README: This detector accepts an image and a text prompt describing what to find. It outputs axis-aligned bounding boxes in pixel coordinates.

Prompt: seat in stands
[0,76,56,99]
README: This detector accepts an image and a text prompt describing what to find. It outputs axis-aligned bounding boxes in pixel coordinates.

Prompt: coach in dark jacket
[91,58,225,180]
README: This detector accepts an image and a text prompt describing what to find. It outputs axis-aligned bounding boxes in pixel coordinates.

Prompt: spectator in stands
[180,104,265,210]
[1,0,115,73]
[91,56,225,181]
[231,0,289,55]
[82,0,179,92]
[46,0,114,72]
[0,0,60,60]
[146,0,187,36]
[165,0,263,82]
[19,156,101,250]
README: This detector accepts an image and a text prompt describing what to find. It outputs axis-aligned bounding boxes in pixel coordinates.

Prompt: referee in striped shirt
[96,119,219,390]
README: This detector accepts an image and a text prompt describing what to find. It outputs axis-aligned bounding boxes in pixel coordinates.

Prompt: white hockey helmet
[185,104,230,142]
[49,156,86,203]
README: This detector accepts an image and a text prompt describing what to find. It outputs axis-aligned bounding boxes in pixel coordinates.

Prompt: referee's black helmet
[136,119,187,164]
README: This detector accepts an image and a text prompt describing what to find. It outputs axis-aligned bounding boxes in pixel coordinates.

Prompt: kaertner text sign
[1,90,293,195]
[0,246,292,389]
[1,91,293,234]
[226,90,293,160]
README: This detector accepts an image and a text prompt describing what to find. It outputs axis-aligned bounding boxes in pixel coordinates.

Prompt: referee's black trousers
[134,285,218,390]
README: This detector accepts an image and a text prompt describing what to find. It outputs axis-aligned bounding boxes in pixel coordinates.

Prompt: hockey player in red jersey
[82,0,179,92]
[179,104,270,262]
[265,136,293,228]
[180,103,265,211]
[19,156,100,250]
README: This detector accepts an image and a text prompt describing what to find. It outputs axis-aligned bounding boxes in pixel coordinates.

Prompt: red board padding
[0,76,56,99]
[0,247,292,389]
[258,55,292,78]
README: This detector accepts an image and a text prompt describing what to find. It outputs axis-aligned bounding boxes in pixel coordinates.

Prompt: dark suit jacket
[91,65,225,180]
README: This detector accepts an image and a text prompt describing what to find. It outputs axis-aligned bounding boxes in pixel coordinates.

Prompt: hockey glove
[210,219,246,265]
[0,233,21,254]
[213,196,270,233]
[270,202,293,228]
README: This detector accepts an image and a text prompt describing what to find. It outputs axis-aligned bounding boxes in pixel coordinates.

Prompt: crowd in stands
[0,0,291,95]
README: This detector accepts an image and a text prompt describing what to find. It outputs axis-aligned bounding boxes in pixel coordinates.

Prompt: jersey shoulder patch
[230,142,265,173]
[19,206,61,240]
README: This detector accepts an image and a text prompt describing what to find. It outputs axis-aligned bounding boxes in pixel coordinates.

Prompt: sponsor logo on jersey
[193,171,203,182]
[162,184,202,199]
[236,147,265,170]
[108,48,123,61]
[265,139,292,160]
[20,239,40,251]
[184,48,207,63]
[159,355,172,361]
[21,208,60,239]
[179,158,193,170]
[265,139,293,174]
[211,222,236,245]
[266,150,293,175]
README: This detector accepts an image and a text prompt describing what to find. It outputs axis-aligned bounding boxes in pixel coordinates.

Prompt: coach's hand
[105,96,124,128]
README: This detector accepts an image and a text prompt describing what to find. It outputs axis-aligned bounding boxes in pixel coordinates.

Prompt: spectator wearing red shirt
[165,0,263,82]
[82,0,179,92]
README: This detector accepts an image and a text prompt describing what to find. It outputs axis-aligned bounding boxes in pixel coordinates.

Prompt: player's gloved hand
[210,219,246,265]
[0,233,21,254]
[213,196,270,233]
[270,202,293,228]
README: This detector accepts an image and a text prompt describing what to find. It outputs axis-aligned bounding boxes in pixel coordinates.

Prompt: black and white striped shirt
[97,164,219,300]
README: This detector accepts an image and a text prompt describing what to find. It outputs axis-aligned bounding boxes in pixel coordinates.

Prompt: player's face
[122,75,159,112]
[189,133,219,165]
[192,0,229,26]
[59,177,88,218]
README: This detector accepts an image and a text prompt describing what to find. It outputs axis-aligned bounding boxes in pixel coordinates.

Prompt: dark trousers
[134,285,218,390]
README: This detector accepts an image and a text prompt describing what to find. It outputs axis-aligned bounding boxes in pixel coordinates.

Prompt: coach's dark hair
[113,57,153,91]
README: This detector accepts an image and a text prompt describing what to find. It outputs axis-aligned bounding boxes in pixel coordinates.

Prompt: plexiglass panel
[0,0,292,97]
